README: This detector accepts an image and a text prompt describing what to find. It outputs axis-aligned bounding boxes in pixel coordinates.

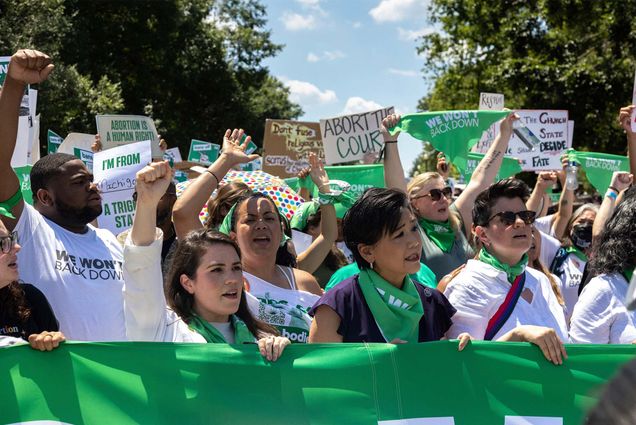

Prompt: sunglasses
[488,210,536,226]
[0,231,18,254]
[412,187,453,202]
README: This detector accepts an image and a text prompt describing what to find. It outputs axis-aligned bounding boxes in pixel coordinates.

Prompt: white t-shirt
[555,252,586,322]
[444,259,568,341]
[15,203,126,341]
[569,273,636,344]
[534,214,555,237]
[538,231,560,270]
[245,269,319,344]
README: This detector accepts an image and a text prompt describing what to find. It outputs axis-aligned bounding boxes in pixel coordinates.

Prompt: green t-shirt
[324,262,437,292]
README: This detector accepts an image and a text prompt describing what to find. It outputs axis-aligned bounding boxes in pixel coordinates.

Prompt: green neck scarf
[479,248,528,284]
[357,269,424,343]
[188,313,255,344]
[623,267,635,283]
[566,246,588,263]
[418,217,455,253]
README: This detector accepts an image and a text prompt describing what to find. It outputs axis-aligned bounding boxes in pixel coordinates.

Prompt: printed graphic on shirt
[255,292,312,343]
[55,249,123,281]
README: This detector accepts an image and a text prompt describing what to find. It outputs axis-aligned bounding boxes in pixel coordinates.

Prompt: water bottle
[565,161,579,191]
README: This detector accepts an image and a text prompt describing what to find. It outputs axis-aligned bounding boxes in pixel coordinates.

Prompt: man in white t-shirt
[0,50,126,341]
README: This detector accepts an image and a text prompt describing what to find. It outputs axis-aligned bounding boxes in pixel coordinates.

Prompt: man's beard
[54,198,102,224]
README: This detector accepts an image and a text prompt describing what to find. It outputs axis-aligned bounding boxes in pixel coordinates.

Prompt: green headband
[218,200,290,247]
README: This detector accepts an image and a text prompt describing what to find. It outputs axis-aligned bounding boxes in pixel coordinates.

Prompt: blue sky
[261,0,434,174]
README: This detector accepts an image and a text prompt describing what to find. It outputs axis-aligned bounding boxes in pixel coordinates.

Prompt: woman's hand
[28,331,66,351]
[514,325,567,365]
[535,171,557,192]
[609,171,633,193]
[380,114,401,142]
[618,105,636,135]
[135,161,173,206]
[457,332,473,351]
[219,128,259,167]
[308,152,330,193]
[436,152,450,180]
[258,335,291,361]
[499,112,520,137]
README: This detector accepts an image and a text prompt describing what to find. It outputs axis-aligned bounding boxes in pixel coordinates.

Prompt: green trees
[417,0,636,157]
[0,0,300,155]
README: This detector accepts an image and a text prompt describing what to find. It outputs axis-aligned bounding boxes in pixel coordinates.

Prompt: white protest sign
[29,113,41,165]
[96,115,161,158]
[291,230,313,256]
[57,133,95,155]
[320,106,394,165]
[163,147,182,163]
[631,69,636,132]
[479,93,504,111]
[94,140,152,235]
[473,110,569,171]
[567,120,574,148]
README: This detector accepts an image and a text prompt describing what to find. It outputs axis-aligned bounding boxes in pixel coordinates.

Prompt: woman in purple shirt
[308,188,471,347]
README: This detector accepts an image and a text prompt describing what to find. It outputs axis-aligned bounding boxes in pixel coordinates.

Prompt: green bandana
[566,246,588,263]
[623,267,634,283]
[458,152,522,184]
[479,248,528,284]
[567,149,630,194]
[218,201,290,247]
[0,189,22,219]
[290,201,320,231]
[188,314,255,344]
[418,218,455,253]
[357,269,424,343]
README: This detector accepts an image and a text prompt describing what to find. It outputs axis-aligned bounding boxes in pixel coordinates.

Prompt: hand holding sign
[8,49,54,85]
[135,161,173,206]
[221,128,260,167]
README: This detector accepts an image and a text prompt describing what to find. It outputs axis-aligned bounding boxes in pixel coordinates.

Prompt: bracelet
[384,140,398,144]
[206,170,220,185]
[608,186,620,193]
[605,190,618,201]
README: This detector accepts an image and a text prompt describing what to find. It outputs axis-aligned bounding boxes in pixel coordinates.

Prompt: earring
[369,260,374,270]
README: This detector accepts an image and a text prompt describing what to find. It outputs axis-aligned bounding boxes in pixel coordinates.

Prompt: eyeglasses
[0,231,18,254]
[487,210,536,226]
[411,187,453,202]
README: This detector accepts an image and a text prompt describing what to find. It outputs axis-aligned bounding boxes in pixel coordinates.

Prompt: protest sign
[96,114,161,157]
[568,149,630,194]
[13,165,33,205]
[1,341,634,425]
[173,170,189,184]
[320,107,394,165]
[391,110,509,170]
[479,92,504,110]
[319,163,385,199]
[94,140,152,235]
[187,139,220,165]
[47,129,63,154]
[456,153,522,184]
[239,157,262,171]
[472,110,569,171]
[73,148,94,171]
[163,147,182,163]
[262,119,323,179]
[57,132,95,155]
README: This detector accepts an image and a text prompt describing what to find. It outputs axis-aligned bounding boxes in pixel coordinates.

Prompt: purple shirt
[309,275,456,343]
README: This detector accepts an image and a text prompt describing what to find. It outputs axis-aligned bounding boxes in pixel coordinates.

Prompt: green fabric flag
[13,165,33,206]
[389,111,510,170]
[188,314,255,344]
[456,152,522,184]
[568,149,630,194]
[1,341,635,424]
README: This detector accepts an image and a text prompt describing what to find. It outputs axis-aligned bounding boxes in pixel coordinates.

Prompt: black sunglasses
[488,210,536,226]
[412,187,453,202]
[0,231,18,254]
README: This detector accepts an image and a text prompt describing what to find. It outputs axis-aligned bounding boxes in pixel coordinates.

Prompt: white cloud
[295,0,327,16]
[342,97,383,115]
[281,12,316,31]
[398,26,435,41]
[352,21,362,29]
[305,50,346,62]
[369,0,429,23]
[307,52,320,62]
[281,78,337,105]
[388,68,418,77]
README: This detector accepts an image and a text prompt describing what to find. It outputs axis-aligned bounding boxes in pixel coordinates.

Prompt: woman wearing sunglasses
[444,179,569,365]
[0,219,65,351]
[382,113,519,281]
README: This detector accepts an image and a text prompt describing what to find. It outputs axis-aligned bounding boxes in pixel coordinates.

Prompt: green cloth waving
[389,111,510,170]
[357,269,424,343]
[188,314,255,344]
[567,149,629,194]
[457,152,522,184]
[479,248,528,284]
[418,217,455,253]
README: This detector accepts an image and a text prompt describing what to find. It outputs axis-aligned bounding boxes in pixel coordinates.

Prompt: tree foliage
[417,0,636,157]
[0,0,301,155]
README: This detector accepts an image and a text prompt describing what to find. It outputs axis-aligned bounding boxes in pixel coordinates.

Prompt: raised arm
[619,105,636,175]
[380,114,407,192]
[592,171,633,241]
[526,172,557,216]
[454,113,518,235]
[172,129,258,239]
[552,155,575,240]
[0,49,54,229]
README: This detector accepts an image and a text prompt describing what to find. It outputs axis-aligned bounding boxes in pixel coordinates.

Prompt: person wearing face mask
[381,112,519,281]
[444,179,568,365]
[548,204,599,320]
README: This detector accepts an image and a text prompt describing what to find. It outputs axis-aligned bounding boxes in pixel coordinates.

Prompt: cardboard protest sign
[96,115,161,157]
[94,140,152,235]
[456,152,522,184]
[479,93,504,111]
[320,107,394,165]
[57,133,95,155]
[74,148,94,171]
[163,147,182,163]
[13,165,33,206]
[568,149,630,194]
[262,119,323,179]
[47,130,63,154]
[187,140,220,165]
[472,110,569,171]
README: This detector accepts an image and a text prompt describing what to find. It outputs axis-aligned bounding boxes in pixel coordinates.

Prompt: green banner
[456,152,522,184]
[13,165,33,205]
[568,149,630,194]
[47,129,63,154]
[390,111,510,170]
[1,341,634,424]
